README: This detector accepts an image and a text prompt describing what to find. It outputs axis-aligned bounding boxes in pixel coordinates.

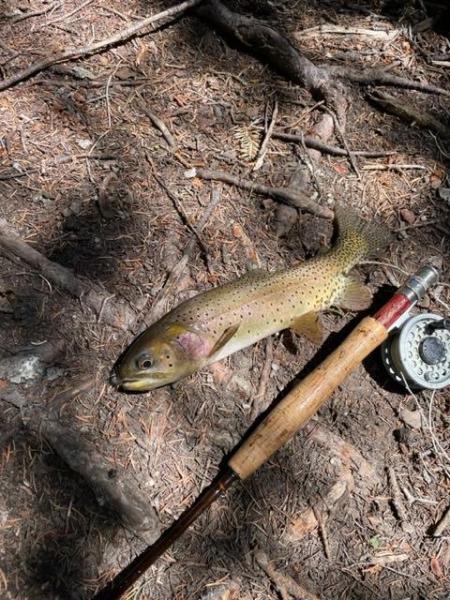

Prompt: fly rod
[93,265,439,600]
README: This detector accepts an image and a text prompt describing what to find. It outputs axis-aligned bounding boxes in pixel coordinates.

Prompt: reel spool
[381,313,450,390]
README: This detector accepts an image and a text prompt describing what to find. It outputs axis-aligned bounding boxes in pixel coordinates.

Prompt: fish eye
[136,355,153,370]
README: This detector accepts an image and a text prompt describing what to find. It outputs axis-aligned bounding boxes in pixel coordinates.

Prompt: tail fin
[333,205,391,269]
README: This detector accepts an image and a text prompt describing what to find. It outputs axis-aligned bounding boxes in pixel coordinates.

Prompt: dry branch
[295,25,399,41]
[0,0,202,91]
[185,167,333,218]
[272,130,395,157]
[253,99,278,171]
[0,219,136,330]
[367,90,450,137]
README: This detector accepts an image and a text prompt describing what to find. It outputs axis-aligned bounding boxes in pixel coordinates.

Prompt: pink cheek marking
[176,331,212,359]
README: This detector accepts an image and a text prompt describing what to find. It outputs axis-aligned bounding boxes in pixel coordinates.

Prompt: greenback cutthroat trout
[110,208,390,391]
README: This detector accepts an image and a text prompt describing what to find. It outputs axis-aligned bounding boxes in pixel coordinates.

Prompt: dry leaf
[135,44,149,67]
[431,556,444,579]
[333,163,349,175]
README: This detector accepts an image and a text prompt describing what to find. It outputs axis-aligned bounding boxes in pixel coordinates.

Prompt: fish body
[111,209,389,391]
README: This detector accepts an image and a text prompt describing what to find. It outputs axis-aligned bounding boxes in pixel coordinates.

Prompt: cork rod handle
[228,316,388,480]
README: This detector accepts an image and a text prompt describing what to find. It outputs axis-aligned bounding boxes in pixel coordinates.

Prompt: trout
[110,209,389,391]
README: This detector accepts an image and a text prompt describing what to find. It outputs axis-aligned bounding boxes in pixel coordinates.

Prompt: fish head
[110,323,211,392]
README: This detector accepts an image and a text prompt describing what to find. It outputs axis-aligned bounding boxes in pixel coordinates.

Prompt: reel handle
[228,316,388,480]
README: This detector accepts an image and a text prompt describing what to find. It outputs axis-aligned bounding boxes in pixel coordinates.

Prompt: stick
[253,98,278,171]
[272,130,395,157]
[0,0,203,91]
[185,167,333,218]
[433,503,450,537]
[138,94,176,148]
[0,219,136,330]
[250,338,273,420]
[295,25,399,41]
[6,2,60,23]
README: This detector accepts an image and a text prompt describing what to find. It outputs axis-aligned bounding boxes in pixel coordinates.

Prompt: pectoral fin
[209,323,240,357]
[337,277,372,310]
[291,312,324,345]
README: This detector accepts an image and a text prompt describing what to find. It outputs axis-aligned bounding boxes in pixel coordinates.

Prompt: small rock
[76,138,92,150]
[399,407,422,429]
[0,354,45,385]
[438,187,450,204]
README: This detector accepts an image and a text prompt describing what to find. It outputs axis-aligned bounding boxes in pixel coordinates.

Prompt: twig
[195,0,347,115]
[139,95,176,148]
[433,503,450,537]
[7,2,60,24]
[0,0,203,91]
[2,382,160,539]
[255,550,320,600]
[44,0,95,27]
[250,338,273,420]
[0,219,136,330]
[287,468,354,542]
[295,25,399,41]
[311,504,332,559]
[253,98,278,171]
[272,130,395,157]
[323,107,361,178]
[185,167,333,218]
[363,164,427,172]
[387,466,412,533]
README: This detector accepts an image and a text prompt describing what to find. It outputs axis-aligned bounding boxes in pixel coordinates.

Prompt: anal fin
[337,276,372,310]
[291,312,324,345]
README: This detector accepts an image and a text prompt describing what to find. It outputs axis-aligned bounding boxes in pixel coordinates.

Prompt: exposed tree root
[1,378,160,539]
[367,90,450,137]
[185,168,333,218]
[0,219,136,331]
[196,0,348,125]
[328,64,450,97]
[272,130,395,157]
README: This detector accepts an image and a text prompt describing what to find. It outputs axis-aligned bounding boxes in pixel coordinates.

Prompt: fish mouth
[109,369,165,393]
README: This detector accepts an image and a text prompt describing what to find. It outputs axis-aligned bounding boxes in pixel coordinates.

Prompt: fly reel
[381,313,450,390]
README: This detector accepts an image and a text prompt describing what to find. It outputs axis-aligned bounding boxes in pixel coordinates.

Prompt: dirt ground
[0,1,449,599]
